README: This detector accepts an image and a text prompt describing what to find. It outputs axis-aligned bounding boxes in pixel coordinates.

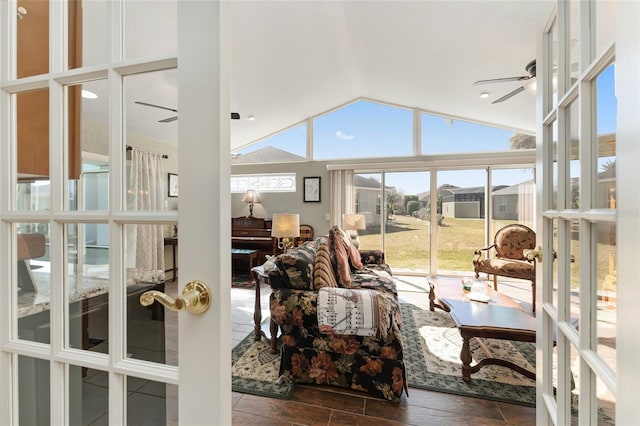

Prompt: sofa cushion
[275,240,318,290]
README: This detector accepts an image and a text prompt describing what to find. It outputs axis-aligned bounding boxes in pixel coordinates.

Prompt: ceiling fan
[473,59,536,104]
[135,101,243,121]
[135,101,178,123]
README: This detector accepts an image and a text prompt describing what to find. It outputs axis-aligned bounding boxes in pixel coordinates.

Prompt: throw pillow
[347,243,364,270]
[314,242,338,289]
[329,226,352,287]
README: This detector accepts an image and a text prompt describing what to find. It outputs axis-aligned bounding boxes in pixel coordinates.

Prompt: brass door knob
[140,280,211,314]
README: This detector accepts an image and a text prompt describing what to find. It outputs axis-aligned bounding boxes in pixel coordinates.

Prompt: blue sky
[239,63,615,195]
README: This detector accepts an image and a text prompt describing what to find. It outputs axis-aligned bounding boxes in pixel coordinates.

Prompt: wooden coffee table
[427,276,536,382]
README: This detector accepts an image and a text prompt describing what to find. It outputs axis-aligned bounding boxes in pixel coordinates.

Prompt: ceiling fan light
[247,115,255,121]
[82,90,98,99]
[526,80,537,95]
[479,91,491,99]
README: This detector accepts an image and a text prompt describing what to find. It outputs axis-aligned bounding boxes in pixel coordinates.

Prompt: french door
[536,1,638,424]
[1,1,231,424]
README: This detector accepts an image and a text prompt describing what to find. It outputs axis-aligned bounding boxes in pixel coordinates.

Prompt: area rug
[231,331,294,399]
[231,273,254,288]
[401,302,537,406]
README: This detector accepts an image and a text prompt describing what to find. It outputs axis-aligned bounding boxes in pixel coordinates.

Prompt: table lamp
[271,213,300,251]
[343,213,366,248]
[242,190,259,217]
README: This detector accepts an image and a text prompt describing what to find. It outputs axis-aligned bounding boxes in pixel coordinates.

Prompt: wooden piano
[232,217,278,269]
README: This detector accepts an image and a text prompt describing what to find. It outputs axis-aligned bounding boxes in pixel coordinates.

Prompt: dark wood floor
[230,276,537,425]
[231,384,535,425]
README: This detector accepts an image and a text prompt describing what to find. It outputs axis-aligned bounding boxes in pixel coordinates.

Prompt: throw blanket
[317,287,381,337]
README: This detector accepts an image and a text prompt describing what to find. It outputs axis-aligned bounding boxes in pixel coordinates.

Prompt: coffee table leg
[270,319,278,354]
[460,334,473,382]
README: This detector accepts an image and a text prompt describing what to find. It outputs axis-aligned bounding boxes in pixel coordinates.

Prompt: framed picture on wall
[303,176,321,202]
[168,173,179,197]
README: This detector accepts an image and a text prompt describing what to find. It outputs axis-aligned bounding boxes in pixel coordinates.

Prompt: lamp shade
[271,214,300,238]
[343,213,366,230]
[242,190,259,204]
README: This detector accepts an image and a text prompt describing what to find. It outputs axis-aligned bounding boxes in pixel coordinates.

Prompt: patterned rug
[230,303,538,405]
[402,302,537,406]
[231,331,294,399]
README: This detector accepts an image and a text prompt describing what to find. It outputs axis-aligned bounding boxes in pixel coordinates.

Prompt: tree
[509,133,536,150]
[386,187,404,218]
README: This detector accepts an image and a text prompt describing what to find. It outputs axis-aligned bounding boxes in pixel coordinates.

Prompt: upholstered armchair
[473,224,537,312]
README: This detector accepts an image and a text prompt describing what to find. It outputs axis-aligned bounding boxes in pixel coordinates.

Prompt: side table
[250,265,279,354]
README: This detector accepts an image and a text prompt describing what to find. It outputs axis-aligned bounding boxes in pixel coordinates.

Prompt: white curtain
[126,148,166,283]
[330,169,355,227]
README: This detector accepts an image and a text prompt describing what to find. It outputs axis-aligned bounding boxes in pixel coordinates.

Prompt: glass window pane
[569,219,580,331]
[16,88,50,209]
[124,224,174,365]
[16,0,49,78]
[422,113,520,154]
[568,0,581,88]
[597,377,616,424]
[551,120,559,210]
[126,378,177,424]
[595,64,616,209]
[551,218,559,309]
[314,100,413,160]
[596,222,616,374]
[383,171,430,273]
[72,0,109,68]
[68,79,110,211]
[124,69,177,211]
[19,356,50,425]
[232,123,307,164]
[567,100,580,209]
[437,169,486,274]
[66,223,110,353]
[17,225,51,344]
[69,367,109,425]
[124,0,177,59]
[549,18,559,109]
[355,173,383,251]
[491,168,535,232]
[595,1,616,60]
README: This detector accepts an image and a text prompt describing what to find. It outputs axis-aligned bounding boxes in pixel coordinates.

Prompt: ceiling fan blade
[158,116,178,123]
[473,75,532,85]
[492,86,526,104]
[135,101,178,113]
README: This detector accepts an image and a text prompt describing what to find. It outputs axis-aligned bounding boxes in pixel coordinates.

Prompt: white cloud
[335,130,355,140]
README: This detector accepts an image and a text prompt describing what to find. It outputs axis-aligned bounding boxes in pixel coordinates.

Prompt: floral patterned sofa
[268,226,407,401]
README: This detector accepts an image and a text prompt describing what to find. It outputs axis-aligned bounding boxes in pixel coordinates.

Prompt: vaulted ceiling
[229,1,555,150]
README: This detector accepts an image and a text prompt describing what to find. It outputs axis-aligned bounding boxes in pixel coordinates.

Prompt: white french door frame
[0,1,231,424]
[536,1,640,424]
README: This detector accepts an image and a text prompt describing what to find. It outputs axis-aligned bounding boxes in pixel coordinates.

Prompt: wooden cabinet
[16,0,82,179]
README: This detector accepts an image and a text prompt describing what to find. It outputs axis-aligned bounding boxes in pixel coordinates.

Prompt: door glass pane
[596,222,616,374]
[69,367,109,425]
[437,169,486,274]
[383,171,430,273]
[569,219,580,330]
[595,1,616,60]
[72,0,109,68]
[124,225,173,365]
[568,0,580,88]
[16,0,49,78]
[67,80,110,211]
[16,88,50,208]
[551,218,559,308]
[126,378,178,425]
[567,100,580,209]
[124,69,177,212]
[491,168,535,232]
[17,225,51,344]
[551,120,559,210]
[570,345,580,424]
[19,355,50,425]
[66,223,110,353]
[597,378,616,424]
[549,18,559,109]
[595,64,616,209]
[124,0,177,59]
[355,173,382,251]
